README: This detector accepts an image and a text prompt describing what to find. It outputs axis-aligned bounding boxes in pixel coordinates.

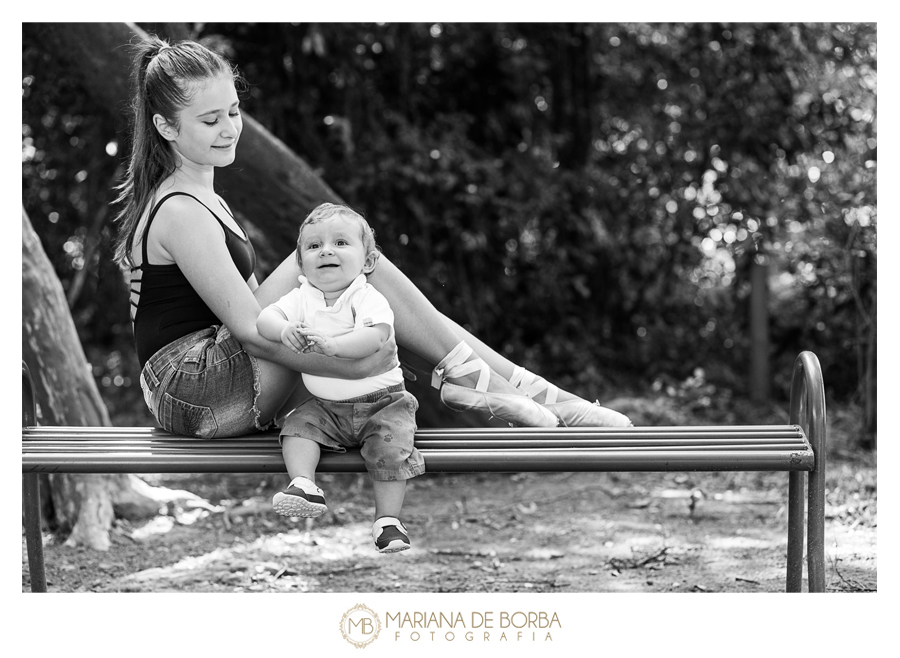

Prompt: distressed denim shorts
[139,325,268,438]
[280,384,425,481]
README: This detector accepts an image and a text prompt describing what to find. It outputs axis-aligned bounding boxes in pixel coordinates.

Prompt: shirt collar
[298,273,367,308]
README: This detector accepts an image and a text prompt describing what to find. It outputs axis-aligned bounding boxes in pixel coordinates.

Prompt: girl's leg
[440,315,530,389]
[370,255,630,428]
[367,256,492,383]
[368,256,557,427]
[254,357,311,426]
[443,316,632,426]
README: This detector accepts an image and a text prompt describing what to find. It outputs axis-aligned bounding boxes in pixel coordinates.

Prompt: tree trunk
[31,21,346,274]
[22,208,160,550]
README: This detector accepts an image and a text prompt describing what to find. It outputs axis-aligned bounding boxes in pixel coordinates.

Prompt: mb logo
[340,604,382,648]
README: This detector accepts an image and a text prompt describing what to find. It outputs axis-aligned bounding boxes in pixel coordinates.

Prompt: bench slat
[21,450,813,473]
[23,427,808,448]
[24,425,805,438]
[23,433,809,449]
[23,447,813,474]
[24,442,810,453]
[417,448,814,472]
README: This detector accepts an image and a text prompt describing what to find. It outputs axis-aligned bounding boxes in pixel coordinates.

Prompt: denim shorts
[280,384,425,481]
[139,325,268,438]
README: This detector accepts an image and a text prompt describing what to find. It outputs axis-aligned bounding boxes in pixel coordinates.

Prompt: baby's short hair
[297,203,378,262]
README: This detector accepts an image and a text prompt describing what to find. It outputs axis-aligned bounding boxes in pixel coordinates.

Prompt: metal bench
[22,352,827,592]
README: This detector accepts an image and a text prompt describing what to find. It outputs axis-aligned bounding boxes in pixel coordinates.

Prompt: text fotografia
[387,611,561,642]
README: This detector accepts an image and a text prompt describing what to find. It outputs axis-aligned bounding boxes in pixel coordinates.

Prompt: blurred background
[22,22,876,448]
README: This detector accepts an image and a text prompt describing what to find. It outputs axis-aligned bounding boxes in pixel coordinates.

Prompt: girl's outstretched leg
[368,256,557,427]
[441,317,633,427]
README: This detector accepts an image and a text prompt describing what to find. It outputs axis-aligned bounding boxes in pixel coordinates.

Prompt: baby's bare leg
[371,479,411,553]
[373,479,407,520]
[273,437,328,517]
[282,436,320,482]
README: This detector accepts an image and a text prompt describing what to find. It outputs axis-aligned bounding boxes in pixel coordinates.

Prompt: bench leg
[789,351,827,593]
[807,462,826,592]
[786,471,805,592]
[22,474,47,593]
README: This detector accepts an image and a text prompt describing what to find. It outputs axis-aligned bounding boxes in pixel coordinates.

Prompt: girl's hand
[280,321,309,354]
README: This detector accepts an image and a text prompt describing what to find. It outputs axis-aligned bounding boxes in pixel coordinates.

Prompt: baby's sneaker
[372,517,411,553]
[272,476,327,518]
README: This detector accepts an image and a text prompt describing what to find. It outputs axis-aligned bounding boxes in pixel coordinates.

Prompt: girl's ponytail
[112,36,178,268]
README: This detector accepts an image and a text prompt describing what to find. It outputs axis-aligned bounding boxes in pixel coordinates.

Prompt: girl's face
[299,214,377,295]
[157,74,242,169]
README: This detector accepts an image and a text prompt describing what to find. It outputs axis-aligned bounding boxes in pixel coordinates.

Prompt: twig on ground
[607,546,670,571]
[829,555,876,592]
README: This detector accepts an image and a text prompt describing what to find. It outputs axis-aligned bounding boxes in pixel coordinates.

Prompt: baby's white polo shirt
[268,274,404,400]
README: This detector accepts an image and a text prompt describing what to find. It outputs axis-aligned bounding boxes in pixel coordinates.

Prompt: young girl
[117,36,630,447]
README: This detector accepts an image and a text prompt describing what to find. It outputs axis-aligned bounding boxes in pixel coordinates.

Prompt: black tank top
[130,192,257,368]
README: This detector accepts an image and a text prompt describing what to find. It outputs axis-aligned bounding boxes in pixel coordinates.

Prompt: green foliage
[22,23,876,438]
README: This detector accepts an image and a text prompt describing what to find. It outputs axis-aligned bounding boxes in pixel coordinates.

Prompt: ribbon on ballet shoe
[435,346,558,427]
[509,367,631,427]
[509,366,559,404]
[432,342,488,390]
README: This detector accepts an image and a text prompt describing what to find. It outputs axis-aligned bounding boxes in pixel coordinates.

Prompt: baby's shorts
[280,384,424,482]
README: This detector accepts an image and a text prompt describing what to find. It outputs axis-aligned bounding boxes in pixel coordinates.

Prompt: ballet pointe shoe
[433,343,558,428]
[542,398,633,427]
[509,367,633,428]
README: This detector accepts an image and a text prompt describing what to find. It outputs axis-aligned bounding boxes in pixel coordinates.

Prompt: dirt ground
[22,455,876,594]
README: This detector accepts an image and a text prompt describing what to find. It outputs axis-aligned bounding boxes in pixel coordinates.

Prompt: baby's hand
[280,321,310,354]
[296,327,338,357]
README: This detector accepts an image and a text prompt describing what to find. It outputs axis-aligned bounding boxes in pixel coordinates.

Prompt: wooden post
[749,253,770,402]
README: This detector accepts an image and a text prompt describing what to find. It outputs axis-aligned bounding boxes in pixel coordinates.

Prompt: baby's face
[298,214,373,293]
